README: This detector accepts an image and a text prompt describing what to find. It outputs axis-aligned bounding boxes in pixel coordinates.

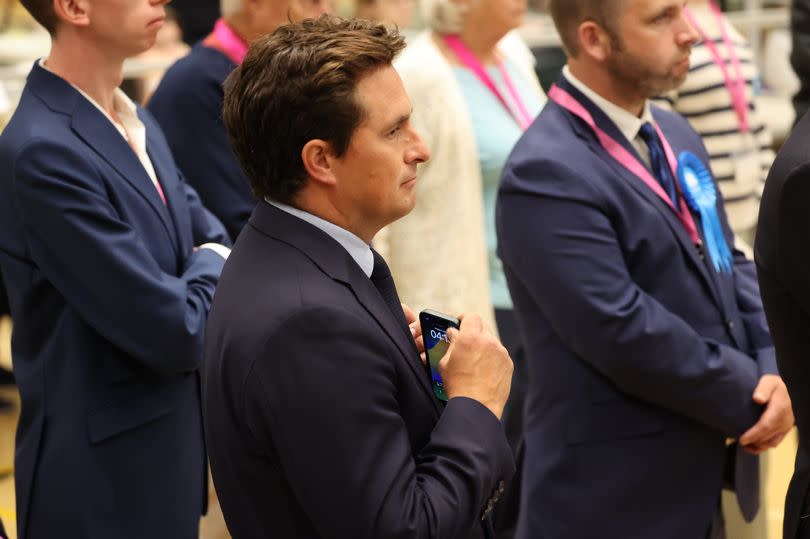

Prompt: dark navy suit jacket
[204,202,514,539]
[149,44,253,241]
[496,76,775,539]
[0,63,230,539]
[756,106,810,539]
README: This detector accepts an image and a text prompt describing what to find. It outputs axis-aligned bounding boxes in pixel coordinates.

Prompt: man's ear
[577,21,613,63]
[53,0,91,28]
[301,139,338,187]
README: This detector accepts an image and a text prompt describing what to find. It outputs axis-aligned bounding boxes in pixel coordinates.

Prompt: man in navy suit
[149,0,331,241]
[204,16,515,539]
[0,0,231,537]
[496,1,793,538]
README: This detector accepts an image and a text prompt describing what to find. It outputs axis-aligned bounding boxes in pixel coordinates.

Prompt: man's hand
[402,304,426,365]
[739,374,794,455]
[440,314,513,419]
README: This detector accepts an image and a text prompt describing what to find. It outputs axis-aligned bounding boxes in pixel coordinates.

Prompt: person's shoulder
[650,103,693,133]
[501,106,609,200]
[152,44,234,99]
[0,93,73,160]
[213,232,373,344]
[510,104,579,161]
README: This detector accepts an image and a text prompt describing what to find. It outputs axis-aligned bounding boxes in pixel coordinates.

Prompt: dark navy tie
[639,122,679,206]
[370,249,410,333]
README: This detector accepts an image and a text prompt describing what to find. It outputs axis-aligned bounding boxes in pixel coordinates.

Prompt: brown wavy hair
[548,0,624,57]
[222,15,406,204]
[19,0,58,34]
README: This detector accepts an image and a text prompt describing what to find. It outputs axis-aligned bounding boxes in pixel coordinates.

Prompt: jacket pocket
[87,391,175,444]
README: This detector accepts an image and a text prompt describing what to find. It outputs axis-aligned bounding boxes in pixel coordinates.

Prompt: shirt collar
[266,199,375,278]
[563,65,655,143]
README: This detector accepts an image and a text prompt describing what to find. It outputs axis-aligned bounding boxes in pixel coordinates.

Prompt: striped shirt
[654,4,774,235]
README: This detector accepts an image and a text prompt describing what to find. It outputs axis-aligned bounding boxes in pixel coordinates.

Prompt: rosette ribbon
[677,152,733,273]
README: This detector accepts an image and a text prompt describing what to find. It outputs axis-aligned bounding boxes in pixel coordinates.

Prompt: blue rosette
[677,152,733,273]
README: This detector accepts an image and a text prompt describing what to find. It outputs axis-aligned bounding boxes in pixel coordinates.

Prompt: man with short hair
[0,0,231,537]
[148,0,330,241]
[204,15,515,539]
[497,1,793,538]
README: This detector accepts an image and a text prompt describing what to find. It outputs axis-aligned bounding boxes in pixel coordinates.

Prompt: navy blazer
[496,76,775,539]
[149,44,254,241]
[0,63,230,539]
[203,202,514,539]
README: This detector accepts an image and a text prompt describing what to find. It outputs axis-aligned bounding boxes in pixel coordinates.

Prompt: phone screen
[420,310,459,402]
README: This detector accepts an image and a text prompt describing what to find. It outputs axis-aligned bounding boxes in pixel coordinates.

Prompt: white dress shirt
[267,199,374,278]
[563,65,656,168]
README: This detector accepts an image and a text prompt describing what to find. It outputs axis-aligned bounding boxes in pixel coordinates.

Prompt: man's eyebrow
[383,109,413,132]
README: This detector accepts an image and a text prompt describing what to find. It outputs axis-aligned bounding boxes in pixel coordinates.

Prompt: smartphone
[419,309,460,402]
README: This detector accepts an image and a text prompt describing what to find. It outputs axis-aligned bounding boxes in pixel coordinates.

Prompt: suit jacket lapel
[347,267,443,416]
[556,77,726,313]
[253,203,443,417]
[24,63,182,256]
[140,111,188,253]
[71,102,179,247]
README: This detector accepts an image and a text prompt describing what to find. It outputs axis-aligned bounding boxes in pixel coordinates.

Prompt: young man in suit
[496,1,793,538]
[756,62,810,539]
[148,0,331,241]
[0,0,231,537]
[204,16,515,539]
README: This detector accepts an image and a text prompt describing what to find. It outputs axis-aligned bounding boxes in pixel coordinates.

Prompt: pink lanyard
[204,19,249,65]
[548,84,701,245]
[443,35,533,131]
[684,2,749,133]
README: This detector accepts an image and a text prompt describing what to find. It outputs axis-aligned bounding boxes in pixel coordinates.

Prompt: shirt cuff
[199,243,231,261]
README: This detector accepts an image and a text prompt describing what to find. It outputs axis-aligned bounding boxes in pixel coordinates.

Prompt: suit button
[726,320,735,331]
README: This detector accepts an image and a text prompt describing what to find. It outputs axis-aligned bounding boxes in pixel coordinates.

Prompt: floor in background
[0,386,19,539]
[766,428,798,538]
[0,385,797,539]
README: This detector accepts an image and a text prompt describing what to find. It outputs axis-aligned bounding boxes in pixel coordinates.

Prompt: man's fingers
[762,430,789,449]
[742,444,766,456]
[420,352,427,366]
[401,303,417,325]
[740,394,793,446]
[414,335,425,354]
[752,374,779,404]
[458,313,483,333]
[743,430,789,455]
[740,412,775,446]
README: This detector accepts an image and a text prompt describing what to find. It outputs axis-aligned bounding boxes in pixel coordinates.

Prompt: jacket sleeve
[497,159,762,438]
[11,137,225,374]
[182,177,232,247]
[776,162,810,324]
[149,73,255,242]
[242,306,514,539]
[731,247,778,376]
